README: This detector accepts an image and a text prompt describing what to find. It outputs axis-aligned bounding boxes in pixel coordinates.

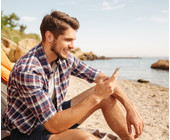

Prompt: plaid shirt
[2,43,100,135]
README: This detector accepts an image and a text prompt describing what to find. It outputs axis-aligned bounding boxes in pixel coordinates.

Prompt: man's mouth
[63,49,70,54]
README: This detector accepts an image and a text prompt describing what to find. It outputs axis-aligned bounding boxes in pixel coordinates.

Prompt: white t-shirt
[48,61,57,101]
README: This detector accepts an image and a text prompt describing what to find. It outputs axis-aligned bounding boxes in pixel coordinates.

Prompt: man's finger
[127,121,132,135]
[134,125,140,138]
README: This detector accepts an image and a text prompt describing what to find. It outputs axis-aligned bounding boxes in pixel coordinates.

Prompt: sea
[84,57,169,88]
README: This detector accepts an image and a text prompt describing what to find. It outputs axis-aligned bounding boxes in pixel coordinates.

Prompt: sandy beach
[66,76,169,140]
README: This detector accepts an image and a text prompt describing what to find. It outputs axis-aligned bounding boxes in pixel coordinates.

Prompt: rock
[70,48,83,58]
[15,38,38,61]
[70,48,97,60]
[18,38,39,51]
[151,60,169,70]
[137,79,149,83]
[80,52,97,60]
[1,37,17,49]
[1,37,38,62]
[1,37,18,62]
[14,45,28,61]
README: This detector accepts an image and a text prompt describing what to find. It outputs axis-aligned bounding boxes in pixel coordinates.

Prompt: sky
[1,0,169,57]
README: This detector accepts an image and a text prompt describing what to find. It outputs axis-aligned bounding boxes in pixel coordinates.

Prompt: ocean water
[84,57,169,88]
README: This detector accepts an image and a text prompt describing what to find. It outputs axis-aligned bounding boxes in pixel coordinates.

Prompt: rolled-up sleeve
[14,71,56,124]
[69,54,100,83]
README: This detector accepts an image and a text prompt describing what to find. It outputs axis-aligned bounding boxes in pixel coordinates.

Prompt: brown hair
[40,11,80,41]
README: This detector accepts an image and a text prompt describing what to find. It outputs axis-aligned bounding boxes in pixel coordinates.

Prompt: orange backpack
[1,49,13,82]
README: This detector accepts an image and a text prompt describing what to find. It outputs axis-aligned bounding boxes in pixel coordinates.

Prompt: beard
[51,40,68,60]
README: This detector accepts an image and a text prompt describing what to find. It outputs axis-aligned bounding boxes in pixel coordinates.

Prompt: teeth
[64,49,68,53]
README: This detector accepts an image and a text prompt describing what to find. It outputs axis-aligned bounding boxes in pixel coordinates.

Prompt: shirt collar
[35,42,70,77]
[36,42,53,77]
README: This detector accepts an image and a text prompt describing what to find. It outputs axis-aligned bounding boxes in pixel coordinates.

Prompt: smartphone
[113,67,120,75]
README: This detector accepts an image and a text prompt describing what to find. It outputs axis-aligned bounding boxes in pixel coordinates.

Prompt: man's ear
[45,31,54,43]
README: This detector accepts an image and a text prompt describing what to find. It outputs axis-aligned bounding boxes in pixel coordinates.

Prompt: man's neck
[42,42,58,67]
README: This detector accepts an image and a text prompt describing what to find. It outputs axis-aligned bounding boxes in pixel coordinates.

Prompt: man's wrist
[89,93,102,105]
[124,100,135,112]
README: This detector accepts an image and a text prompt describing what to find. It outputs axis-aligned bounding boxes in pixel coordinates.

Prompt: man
[3,11,144,140]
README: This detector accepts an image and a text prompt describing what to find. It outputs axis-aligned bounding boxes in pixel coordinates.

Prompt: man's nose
[69,42,74,49]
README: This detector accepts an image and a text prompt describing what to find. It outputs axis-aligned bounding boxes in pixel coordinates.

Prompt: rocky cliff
[70,48,98,61]
[1,36,39,62]
[1,36,105,62]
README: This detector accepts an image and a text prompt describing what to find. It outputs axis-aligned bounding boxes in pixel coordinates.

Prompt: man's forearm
[112,85,134,112]
[113,85,144,138]
[44,93,100,134]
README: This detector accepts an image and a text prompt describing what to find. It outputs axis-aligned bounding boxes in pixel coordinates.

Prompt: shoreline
[84,58,169,89]
[66,76,169,140]
[120,78,169,89]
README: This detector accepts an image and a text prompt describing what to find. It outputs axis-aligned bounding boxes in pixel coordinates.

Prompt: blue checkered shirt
[2,43,100,135]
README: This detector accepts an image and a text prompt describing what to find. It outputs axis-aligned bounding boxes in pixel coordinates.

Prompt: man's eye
[65,38,73,41]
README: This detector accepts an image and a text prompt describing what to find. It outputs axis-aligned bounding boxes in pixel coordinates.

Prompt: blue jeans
[11,100,79,140]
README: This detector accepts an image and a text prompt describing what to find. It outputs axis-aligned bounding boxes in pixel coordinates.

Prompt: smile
[63,49,69,54]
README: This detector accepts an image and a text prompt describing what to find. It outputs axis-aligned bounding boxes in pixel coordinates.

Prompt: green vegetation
[2,12,24,31]
[1,26,41,43]
[1,11,40,43]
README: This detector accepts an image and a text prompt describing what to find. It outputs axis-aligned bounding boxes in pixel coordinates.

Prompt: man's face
[51,27,76,60]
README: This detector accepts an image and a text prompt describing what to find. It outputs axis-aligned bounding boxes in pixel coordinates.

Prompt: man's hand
[93,70,119,102]
[126,106,144,139]
[94,73,109,83]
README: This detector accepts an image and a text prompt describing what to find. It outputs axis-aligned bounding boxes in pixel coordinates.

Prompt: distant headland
[70,47,141,61]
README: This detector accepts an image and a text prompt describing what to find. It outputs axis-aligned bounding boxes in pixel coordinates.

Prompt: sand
[66,76,169,140]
